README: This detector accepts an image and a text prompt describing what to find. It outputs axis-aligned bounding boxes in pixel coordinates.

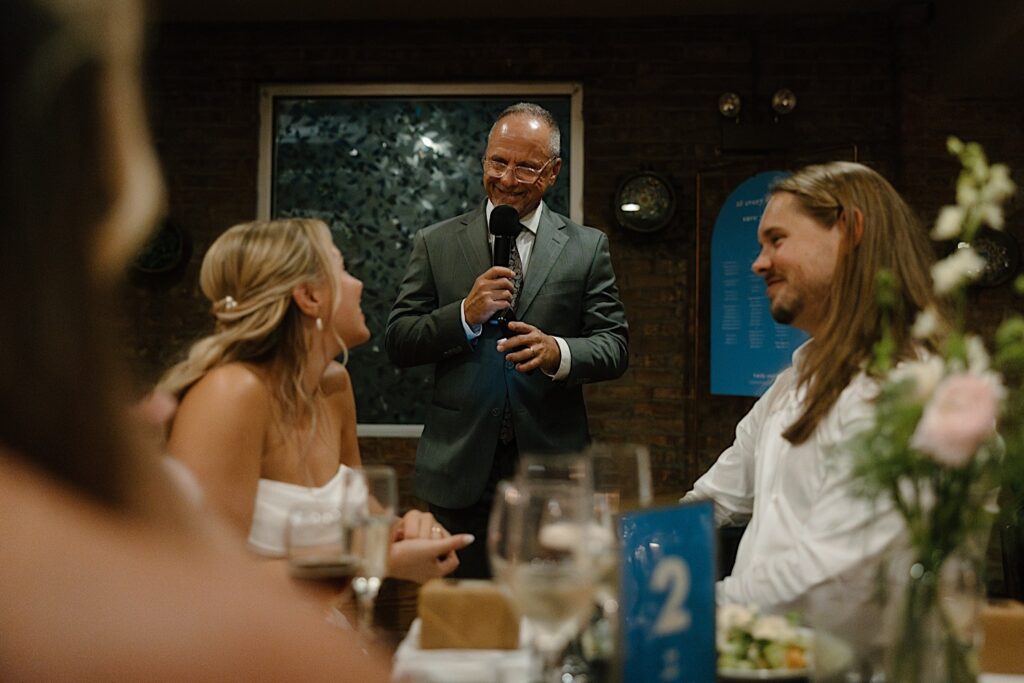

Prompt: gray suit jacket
[385,203,629,508]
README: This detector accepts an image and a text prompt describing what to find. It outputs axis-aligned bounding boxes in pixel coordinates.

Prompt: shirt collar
[790,339,813,371]
[485,200,543,236]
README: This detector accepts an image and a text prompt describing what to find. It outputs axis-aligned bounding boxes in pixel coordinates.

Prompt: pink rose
[910,372,1001,467]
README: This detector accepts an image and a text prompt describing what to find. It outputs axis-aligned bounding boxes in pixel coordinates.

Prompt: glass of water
[284,502,359,581]
[341,465,397,636]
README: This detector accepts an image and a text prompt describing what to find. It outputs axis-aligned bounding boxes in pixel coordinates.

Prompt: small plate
[718,667,808,681]
[718,628,853,681]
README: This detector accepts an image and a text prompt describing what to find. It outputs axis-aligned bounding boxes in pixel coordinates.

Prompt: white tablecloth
[392,618,533,683]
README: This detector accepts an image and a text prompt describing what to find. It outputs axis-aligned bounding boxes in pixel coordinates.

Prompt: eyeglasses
[481,156,556,184]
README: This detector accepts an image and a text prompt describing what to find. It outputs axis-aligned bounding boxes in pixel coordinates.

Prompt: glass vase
[884,548,985,683]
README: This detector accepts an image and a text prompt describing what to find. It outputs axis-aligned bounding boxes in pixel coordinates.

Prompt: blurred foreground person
[0,0,389,680]
[682,162,947,643]
[159,218,472,584]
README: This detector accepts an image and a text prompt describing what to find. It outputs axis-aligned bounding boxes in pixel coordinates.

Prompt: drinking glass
[504,479,599,683]
[516,452,593,492]
[340,465,397,636]
[587,441,653,512]
[284,502,359,580]
[487,479,520,588]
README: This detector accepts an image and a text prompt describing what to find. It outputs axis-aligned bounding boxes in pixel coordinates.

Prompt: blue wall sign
[710,171,808,396]
[619,501,716,682]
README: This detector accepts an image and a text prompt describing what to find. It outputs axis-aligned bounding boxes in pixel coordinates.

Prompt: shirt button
[505,361,515,370]
[490,408,500,417]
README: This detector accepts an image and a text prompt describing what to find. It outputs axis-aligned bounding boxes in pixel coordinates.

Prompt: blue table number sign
[619,501,716,682]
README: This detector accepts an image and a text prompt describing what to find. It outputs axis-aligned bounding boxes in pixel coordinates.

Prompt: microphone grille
[489,205,521,237]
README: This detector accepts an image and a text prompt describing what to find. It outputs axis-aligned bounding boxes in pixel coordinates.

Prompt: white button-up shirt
[683,343,908,640]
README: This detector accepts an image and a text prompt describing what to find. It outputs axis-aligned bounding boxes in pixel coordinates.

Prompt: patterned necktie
[499,225,525,444]
[508,226,525,313]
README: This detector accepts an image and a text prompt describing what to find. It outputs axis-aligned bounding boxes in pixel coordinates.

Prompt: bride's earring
[315,317,324,332]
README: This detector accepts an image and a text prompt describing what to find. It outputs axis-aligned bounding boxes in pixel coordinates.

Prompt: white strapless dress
[247,465,366,557]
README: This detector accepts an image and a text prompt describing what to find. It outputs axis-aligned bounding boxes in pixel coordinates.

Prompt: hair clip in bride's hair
[222,295,238,310]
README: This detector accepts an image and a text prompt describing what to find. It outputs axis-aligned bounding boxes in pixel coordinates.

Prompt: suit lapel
[517,206,567,318]
[456,205,490,278]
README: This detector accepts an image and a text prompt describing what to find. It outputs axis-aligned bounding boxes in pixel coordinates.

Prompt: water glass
[516,452,593,492]
[587,442,653,512]
[340,465,398,635]
[284,502,359,580]
[487,479,520,587]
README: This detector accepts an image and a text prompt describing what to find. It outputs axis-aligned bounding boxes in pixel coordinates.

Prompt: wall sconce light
[718,92,742,120]
[771,88,797,117]
[718,88,798,153]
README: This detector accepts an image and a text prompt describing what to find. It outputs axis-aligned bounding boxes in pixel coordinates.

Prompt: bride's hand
[387,534,474,584]
[393,509,449,541]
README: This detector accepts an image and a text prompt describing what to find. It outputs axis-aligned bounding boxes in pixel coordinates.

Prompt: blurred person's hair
[0,0,165,509]
[772,161,949,444]
[158,218,346,429]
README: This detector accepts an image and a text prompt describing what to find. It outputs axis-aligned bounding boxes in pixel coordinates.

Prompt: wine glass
[487,479,520,588]
[504,479,599,683]
[587,441,653,512]
[340,465,397,636]
[284,502,359,580]
[516,452,593,492]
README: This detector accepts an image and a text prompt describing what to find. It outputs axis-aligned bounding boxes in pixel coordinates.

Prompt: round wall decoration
[614,172,675,234]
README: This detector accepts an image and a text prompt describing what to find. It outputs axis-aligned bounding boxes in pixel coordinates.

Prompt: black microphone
[489,204,520,327]
[490,204,520,267]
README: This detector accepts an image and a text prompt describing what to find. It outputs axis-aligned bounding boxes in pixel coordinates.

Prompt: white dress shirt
[682,343,908,642]
[460,200,571,381]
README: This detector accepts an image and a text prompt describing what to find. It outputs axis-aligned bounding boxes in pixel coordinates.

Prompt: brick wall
[130,11,1024,509]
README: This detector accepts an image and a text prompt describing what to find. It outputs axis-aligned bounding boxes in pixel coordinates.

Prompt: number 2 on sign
[650,556,691,635]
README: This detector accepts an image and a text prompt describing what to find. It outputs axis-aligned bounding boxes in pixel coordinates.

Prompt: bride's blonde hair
[159,218,347,426]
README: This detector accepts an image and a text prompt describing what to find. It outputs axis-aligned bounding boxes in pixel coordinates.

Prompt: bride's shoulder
[183,362,271,408]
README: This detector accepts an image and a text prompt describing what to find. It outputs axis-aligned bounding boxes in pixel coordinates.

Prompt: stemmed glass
[583,443,651,676]
[487,479,520,588]
[340,465,397,636]
[502,479,599,683]
[517,452,593,492]
[587,442,653,512]
[284,502,359,580]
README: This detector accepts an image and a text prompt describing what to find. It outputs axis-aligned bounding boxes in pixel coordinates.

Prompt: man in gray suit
[386,103,629,577]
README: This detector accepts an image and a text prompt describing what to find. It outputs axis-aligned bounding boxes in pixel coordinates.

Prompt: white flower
[890,355,945,400]
[911,306,941,339]
[978,202,1005,230]
[956,179,979,207]
[965,335,991,373]
[982,164,1016,204]
[751,614,797,642]
[932,206,966,240]
[931,246,985,294]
